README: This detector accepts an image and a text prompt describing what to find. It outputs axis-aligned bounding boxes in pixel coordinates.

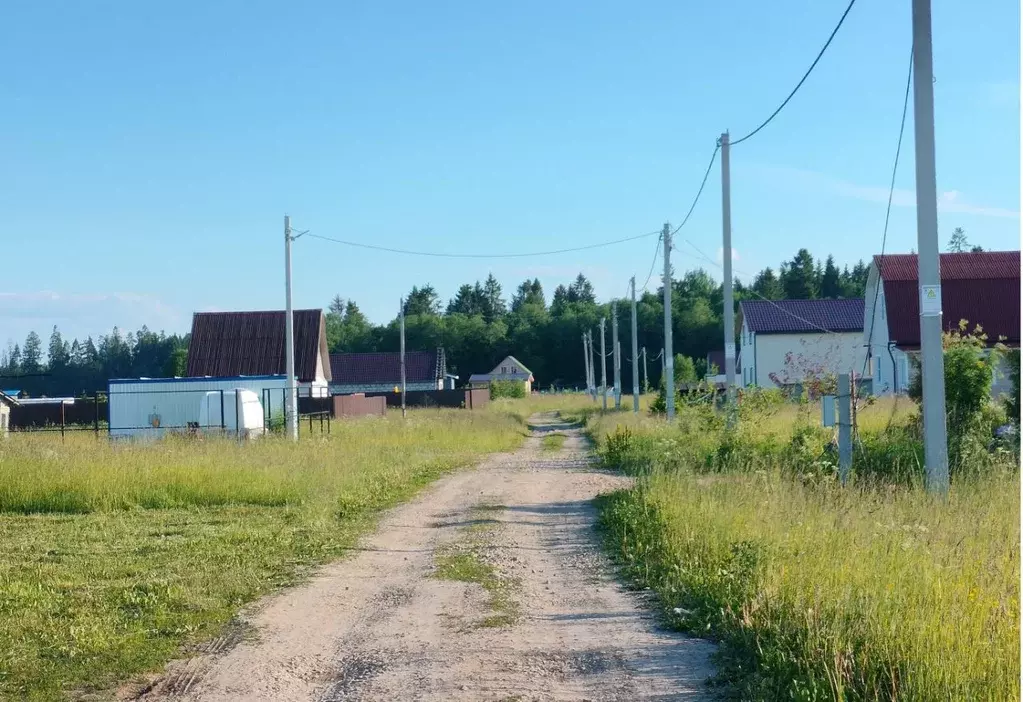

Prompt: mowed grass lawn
[591,408,1021,700]
[0,408,525,701]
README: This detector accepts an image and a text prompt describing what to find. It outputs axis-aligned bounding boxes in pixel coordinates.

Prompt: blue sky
[2,0,1018,347]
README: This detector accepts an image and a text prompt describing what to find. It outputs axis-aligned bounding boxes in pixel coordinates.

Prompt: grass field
[591,402,1020,700]
[0,408,525,700]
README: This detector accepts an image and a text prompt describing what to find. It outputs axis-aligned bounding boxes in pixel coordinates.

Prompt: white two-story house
[738,298,867,390]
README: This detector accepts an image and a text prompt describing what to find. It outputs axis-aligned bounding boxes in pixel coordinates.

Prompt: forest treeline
[2,249,868,396]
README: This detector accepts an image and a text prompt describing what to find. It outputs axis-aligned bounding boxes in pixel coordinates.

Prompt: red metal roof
[740,298,864,335]
[330,350,445,386]
[876,251,1019,281]
[185,310,330,383]
[876,251,1021,348]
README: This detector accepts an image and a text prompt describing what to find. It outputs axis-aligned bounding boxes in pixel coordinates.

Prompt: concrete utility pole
[630,277,640,413]
[837,373,852,484]
[283,214,299,441]
[399,298,407,419]
[662,223,675,420]
[582,333,590,395]
[599,318,608,411]
[911,0,950,493]
[588,330,597,400]
[612,302,621,410]
[720,132,737,408]
[641,346,648,395]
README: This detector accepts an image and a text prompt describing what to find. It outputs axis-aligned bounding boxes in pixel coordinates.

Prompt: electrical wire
[305,230,659,259]
[729,0,858,147]
[671,144,721,235]
[681,239,841,336]
[862,46,914,382]
[640,235,662,293]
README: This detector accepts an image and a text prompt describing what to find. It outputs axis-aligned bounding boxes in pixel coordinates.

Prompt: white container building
[108,375,289,439]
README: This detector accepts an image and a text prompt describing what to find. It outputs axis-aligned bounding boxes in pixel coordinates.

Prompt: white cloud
[716,247,740,262]
[984,80,1020,108]
[748,164,1020,219]
[0,291,185,345]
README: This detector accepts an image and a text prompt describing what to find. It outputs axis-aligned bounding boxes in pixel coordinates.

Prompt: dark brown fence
[10,397,107,429]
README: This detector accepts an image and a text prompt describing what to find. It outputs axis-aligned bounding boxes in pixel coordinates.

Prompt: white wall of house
[864,260,1017,398]
[739,322,866,388]
[863,265,904,394]
[329,381,440,395]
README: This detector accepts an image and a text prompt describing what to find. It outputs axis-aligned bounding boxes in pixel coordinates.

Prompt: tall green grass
[593,405,1020,700]
[0,408,525,700]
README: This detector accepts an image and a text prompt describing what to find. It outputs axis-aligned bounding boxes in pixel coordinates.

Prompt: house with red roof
[863,250,1020,396]
[738,298,867,389]
[329,349,448,395]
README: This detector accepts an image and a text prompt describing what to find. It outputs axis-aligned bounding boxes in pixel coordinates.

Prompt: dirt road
[138,414,716,701]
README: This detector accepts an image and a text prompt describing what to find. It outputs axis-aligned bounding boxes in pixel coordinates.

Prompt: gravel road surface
[136,413,716,701]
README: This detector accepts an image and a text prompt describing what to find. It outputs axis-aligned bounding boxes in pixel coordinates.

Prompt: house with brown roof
[738,298,866,389]
[185,309,331,396]
[329,349,447,395]
[864,250,1020,396]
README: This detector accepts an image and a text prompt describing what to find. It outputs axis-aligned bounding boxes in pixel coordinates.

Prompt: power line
[730,0,858,146]
[305,230,660,259]
[640,234,662,293]
[671,145,721,235]
[862,46,914,380]
[681,239,841,336]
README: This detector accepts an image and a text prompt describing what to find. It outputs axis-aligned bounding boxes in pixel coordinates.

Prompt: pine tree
[821,256,842,298]
[22,332,43,373]
[948,227,969,252]
[752,267,784,300]
[329,295,346,315]
[482,274,506,321]
[783,249,819,299]
[568,274,596,303]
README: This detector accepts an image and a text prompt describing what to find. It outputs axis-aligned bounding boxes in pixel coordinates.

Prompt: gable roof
[490,355,533,376]
[185,309,330,383]
[329,350,445,386]
[740,299,864,335]
[0,391,18,408]
[876,251,1021,348]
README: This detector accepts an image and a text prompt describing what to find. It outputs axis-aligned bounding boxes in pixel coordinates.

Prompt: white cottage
[738,299,867,390]
[863,251,1020,395]
[468,355,534,393]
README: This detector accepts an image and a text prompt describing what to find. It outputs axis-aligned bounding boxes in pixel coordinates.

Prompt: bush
[600,426,634,469]
[854,426,925,484]
[1004,348,1020,429]
[489,379,526,399]
[908,321,999,473]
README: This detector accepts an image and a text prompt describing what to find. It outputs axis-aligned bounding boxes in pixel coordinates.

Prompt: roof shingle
[185,310,330,382]
[876,251,1021,347]
[329,350,444,386]
[740,299,864,335]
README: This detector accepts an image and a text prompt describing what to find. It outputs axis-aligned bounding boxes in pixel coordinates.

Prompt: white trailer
[108,375,290,439]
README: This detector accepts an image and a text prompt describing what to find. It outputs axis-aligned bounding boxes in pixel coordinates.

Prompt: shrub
[489,379,526,399]
[854,426,925,484]
[600,426,634,469]
[782,423,832,477]
[1003,348,1020,429]
[908,321,998,472]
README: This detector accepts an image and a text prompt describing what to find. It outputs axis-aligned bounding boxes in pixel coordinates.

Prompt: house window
[501,367,507,374]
